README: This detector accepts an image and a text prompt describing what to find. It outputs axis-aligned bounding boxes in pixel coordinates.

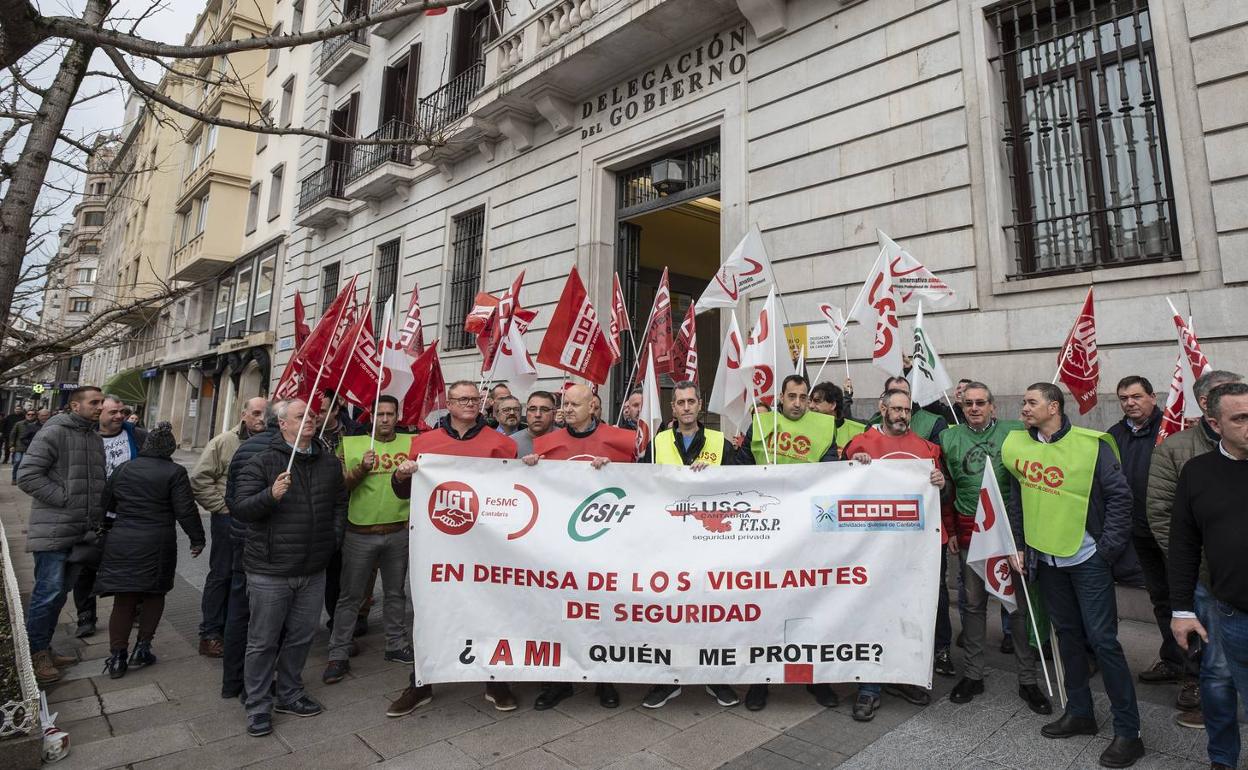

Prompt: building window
[292,0,304,33]
[76,267,96,283]
[446,207,485,350]
[991,0,1180,278]
[256,101,272,153]
[374,239,400,332]
[321,262,340,314]
[195,194,210,234]
[280,77,295,128]
[71,299,90,313]
[80,241,99,255]
[252,250,277,330]
[267,23,283,73]
[246,183,261,234]
[177,211,190,247]
[268,164,285,221]
[83,211,104,226]
[187,138,201,174]
[205,123,218,155]
[212,280,230,343]
[230,264,253,337]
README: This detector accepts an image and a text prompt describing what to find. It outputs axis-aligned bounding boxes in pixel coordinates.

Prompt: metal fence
[418,61,485,134]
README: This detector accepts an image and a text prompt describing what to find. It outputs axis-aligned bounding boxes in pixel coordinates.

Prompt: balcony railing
[419,61,485,134]
[319,22,369,71]
[346,119,417,184]
[298,161,348,212]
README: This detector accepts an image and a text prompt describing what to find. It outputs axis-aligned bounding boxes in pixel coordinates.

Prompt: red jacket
[843,427,951,545]
[534,421,636,462]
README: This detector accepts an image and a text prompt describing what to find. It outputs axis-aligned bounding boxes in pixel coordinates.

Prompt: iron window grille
[321,262,341,315]
[374,239,400,333]
[616,139,721,219]
[991,0,1180,278]
[445,207,486,351]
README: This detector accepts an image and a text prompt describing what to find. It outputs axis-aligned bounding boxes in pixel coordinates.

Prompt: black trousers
[74,565,97,624]
[1133,532,1197,674]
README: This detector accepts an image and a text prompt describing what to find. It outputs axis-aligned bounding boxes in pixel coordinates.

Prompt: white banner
[408,456,940,688]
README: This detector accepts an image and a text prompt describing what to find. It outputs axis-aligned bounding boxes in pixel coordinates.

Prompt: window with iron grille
[990,0,1180,278]
[321,262,340,315]
[374,239,400,332]
[445,207,485,351]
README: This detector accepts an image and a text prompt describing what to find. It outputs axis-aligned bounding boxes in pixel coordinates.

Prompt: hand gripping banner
[408,456,940,688]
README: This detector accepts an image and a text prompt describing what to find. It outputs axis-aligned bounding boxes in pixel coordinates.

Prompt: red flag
[537,266,618,385]
[293,293,311,349]
[322,304,381,411]
[671,303,699,382]
[396,284,425,357]
[1056,288,1100,414]
[408,340,448,427]
[481,271,528,375]
[637,267,674,380]
[274,275,359,404]
[464,292,499,336]
[1157,352,1187,445]
[608,273,630,356]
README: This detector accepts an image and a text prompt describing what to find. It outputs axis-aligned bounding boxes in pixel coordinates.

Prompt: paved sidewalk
[2,459,1237,769]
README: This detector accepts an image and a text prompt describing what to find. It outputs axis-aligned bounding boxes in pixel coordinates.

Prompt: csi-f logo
[1014,459,1065,489]
[568,487,634,542]
[428,481,479,536]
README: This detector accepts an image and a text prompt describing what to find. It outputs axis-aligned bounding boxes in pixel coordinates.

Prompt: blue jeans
[222,538,250,694]
[1195,583,1240,767]
[1037,553,1140,737]
[26,549,71,652]
[11,451,23,482]
[1211,598,1248,713]
[199,514,234,640]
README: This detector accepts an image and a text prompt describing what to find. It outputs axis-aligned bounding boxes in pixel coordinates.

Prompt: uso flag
[966,468,1017,613]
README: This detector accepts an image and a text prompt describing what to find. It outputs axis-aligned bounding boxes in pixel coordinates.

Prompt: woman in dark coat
[95,422,205,678]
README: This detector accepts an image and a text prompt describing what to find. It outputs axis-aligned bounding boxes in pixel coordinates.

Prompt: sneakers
[102,649,128,680]
[884,684,931,706]
[706,684,740,707]
[274,696,323,717]
[852,691,880,722]
[1175,680,1200,711]
[129,641,157,668]
[642,685,682,709]
[1138,660,1183,684]
[934,648,956,677]
[32,650,61,685]
[198,638,224,658]
[386,685,433,717]
[247,714,272,737]
[950,677,985,704]
[744,684,768,711]
[484,683,517,711]
[384,646,415,664]
[1173,709,1204,730]
[322,659,349,685]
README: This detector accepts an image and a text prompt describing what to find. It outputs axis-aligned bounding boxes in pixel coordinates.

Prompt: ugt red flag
[637,267,674,380]
[1056,288,1099,414]
[293,292,311,349]
[537,266,618,384]
[966,468,1017,613]
[323,303,381,410]
[408,340,448,428]
[671,303,699,382]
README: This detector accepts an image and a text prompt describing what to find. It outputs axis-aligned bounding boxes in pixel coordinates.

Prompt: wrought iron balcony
[346,119,417,184]
[296,161,352,228]
[318,23,369,84]
[419,61,485,135]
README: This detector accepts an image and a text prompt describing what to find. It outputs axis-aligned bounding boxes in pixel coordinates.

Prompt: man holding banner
[939,382,1051,714]
[1003,383,1143,768]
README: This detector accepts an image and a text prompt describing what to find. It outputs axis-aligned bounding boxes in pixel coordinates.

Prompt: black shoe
[247,714,273,737]
[949,677,984,704]
[384,646,414,664]
[642,685,681,709]
[852,691,880,722]
[222,684,242,700]
[1041,712,1098,739]
[75,619,96,639]
[807,683,839,707]
[347,641,360,658]
[1098,736,1144,767]
[534,684,574,711]
[1176,680,1200,711]
[129,641,156,668]
[705,684,739,707]
[322,659,349,684]
[274,695,323,717]
[1000,636,1015,655]
[955,630,966,649]
[1018,683,1053,715]
[103,649,128,680]
[353,615,369,638]
[745,684,768,711]
[595,683,619,708]
[1138,659,1182,684]
[934,648,956,677]
[884,684,931,706]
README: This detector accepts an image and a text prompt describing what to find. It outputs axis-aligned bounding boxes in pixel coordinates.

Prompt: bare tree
[0,0,472,378]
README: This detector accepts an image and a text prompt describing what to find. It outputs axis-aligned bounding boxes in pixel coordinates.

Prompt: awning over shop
[103,368,147,405]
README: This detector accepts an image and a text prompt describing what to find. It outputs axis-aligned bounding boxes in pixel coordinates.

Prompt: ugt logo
[428,481,479,535]
[1014,459,1065,489]
[568,487,634,542]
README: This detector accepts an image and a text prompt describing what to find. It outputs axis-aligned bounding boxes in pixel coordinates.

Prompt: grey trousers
[328,528,410,661]
[958,550,1040,686]
[244,571,325,716]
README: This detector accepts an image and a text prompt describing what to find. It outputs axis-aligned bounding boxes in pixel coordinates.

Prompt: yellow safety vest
[654,428,726,466]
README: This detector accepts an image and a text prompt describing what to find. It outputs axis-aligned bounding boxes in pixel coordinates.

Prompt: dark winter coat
[231,431,347,577]
[1106,406,1162,537]
[226,418,281,545]
[93,456,205,596]
[17,412,105,552]
[11,418,40,452]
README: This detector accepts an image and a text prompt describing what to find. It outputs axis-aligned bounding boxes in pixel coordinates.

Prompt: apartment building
[270,0,1242,425]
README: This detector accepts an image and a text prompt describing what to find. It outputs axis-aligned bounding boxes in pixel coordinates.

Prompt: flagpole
[996,489,1059,705]
[286,284,358,475]
[749,390,771,464]
[370,301,394,451]
[942,391,960,425]
[771,316,779,465]
[615,298,660,426]
[319,299,370,441]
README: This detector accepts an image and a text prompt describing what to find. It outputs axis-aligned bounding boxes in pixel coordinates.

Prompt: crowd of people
[9,364,1247,769]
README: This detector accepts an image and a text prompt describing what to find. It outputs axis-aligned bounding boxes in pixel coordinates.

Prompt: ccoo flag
[907,303,952,408]
[966,468,1017,613]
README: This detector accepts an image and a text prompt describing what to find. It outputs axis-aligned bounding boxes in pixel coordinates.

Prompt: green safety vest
[835,418,867,449]
[653,428,726,466]
[1001,426,1119,557]
[939,419,1025,518]
[339,434,410,526]
[750,410,838,464]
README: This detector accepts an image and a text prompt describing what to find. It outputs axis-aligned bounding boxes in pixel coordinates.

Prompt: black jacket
[94,456,205,596]
[1106,406,1162,537]
[231,431,347,577]
[12,418,41,452]
[226,419,281,545]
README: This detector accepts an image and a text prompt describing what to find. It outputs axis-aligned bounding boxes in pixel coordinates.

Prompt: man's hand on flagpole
[1010,550,1026,576]
[361,449,377,471]
[590,456,611,469]
[394,460,418,481]
[271,471,292,501]
[521,453,540,466]
[1171,616,1207,651]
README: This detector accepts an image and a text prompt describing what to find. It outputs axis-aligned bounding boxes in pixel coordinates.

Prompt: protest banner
[407,456,941,688]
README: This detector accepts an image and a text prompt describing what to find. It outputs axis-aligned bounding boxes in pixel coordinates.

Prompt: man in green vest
[939,381,1050,714]
[323,395,412,685]
[1003,383,1142,768]
[866,376,949,443]
[811,381,868,449]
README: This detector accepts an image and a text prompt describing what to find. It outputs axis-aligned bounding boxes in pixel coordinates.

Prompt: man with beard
[493,395,523,435]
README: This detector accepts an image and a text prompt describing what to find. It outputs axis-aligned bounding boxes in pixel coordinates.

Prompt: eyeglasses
[498,407,521,415]
[448,396,482,407]
[962,400,990,408]
[527,406,554,414]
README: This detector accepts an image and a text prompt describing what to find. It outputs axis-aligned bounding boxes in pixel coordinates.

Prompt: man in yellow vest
[1003,383,1143,768]
[810,381,868,450]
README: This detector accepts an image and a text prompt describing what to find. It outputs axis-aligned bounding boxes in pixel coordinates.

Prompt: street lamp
[650,157,687,194]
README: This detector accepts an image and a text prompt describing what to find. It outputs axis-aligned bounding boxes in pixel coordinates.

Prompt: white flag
[634,345,662,460]
[708,313,751,429]
[378,295,415,423]
[816,303,845,358]
[875,230,956,308]
[966,469,1018,613]
[907,303,952,408]
[695,224,775,312]
[741,288,782,406]
[847,252,903,377]
[492,322,538,396]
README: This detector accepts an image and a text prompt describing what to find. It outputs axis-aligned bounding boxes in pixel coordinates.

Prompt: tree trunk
[0,0,104,365]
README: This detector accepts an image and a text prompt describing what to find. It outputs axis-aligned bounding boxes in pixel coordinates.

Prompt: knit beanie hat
[140,421,177,459]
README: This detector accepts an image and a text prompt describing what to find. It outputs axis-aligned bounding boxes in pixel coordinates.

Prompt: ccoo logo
[428,481,479,535]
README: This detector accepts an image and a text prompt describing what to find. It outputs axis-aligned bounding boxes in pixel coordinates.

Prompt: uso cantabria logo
[567,487,634,542]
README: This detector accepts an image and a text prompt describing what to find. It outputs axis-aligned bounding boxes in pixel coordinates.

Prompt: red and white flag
[396,283,425,357]
[493,321,538,396]
[1056,288,1099,414]
[293,292,311,350]
[847,252,903,377]
[637,267,674,380]
[1157,352,1187,446]
[742,288,782,407]
[464,292,499,337]
[608,273,631,357]
[481,271,529,374]
[874,230,956,307]
[966,468,1018,613]
[708,313,751,428]
[274,275,359,405]
[671,303,699,382]
[323,302,381,411]
[816,303,846,358]
[537,266,618,385]
[695,224,775,312]
[634,345,661,460]
[1167,298,1212,420]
